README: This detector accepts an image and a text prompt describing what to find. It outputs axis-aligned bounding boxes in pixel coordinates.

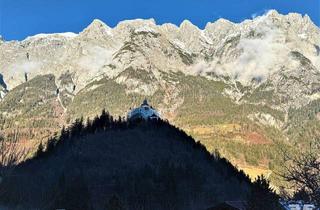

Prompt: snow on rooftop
[127,100,160,120]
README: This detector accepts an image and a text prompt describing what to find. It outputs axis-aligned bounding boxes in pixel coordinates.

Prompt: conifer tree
[105,195,124,210]
[247,175,281,210]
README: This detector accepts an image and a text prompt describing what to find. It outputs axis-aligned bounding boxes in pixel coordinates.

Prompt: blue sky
[0,0,319,40]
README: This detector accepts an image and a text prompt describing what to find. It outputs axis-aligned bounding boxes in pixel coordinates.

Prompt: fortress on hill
[127,99,160,121]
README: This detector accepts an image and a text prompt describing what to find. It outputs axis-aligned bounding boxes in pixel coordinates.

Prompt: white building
[280,200,317,210]
[127,99,160,121]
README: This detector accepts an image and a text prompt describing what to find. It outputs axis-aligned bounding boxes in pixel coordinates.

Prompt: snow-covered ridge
[24,32,78,41]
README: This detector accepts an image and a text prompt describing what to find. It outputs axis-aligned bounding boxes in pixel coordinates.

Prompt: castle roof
[142,99,149,106]
[128,99,159,120]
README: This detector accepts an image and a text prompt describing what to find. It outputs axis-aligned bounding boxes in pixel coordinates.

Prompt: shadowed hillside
[0,110,268,210]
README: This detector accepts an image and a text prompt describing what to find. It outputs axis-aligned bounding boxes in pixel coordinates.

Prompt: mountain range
[0,10,319,184]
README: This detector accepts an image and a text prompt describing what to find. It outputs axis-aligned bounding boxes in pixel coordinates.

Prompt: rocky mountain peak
[159,23,179,39]
[115,18,157,30]
[112,18,158,42]
[87,19,111,30]
[206,18,234,28]
[178,20,204,53]
[204,19,235,41]
[80,19,113,38]
[179,19,200,31]
[302,14,313,24]
[265,9,280,18]
[160,23,179,31]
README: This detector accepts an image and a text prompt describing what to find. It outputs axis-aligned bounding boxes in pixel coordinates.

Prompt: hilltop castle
[127,99,160,121]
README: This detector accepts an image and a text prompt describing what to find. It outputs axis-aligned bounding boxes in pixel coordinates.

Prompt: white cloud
[78,45,113,72]
[189,11,289,84]
[4,61,42,89]
[251,9,273,20]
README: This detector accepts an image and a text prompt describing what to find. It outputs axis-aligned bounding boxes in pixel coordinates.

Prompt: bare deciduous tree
[280,141,320,206]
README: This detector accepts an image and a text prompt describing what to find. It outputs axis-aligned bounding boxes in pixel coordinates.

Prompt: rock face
[0,10,319,179]
[0,10,318,106]
[0,73,8,99]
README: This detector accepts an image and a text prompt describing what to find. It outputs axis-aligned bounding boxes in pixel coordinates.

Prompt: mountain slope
[0,117,252,210]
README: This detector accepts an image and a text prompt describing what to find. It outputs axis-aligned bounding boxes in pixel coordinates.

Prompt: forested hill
[0,111,278,210]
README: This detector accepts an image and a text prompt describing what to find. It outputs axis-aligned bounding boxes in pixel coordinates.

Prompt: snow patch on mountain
[24,32,78,41]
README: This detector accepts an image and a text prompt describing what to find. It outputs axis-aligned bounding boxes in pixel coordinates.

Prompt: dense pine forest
[0,110,280,210]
